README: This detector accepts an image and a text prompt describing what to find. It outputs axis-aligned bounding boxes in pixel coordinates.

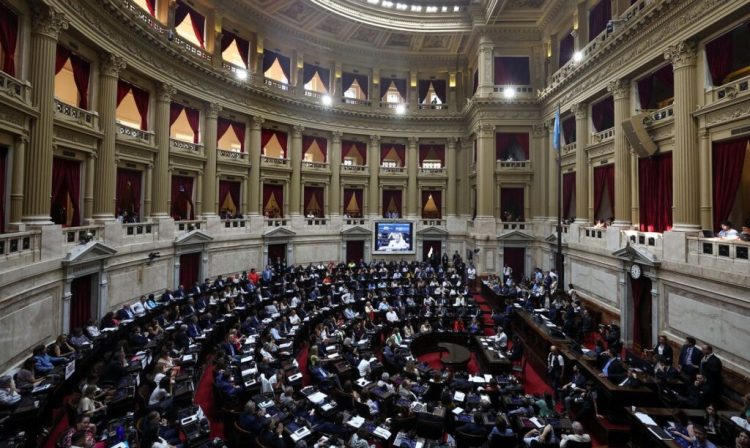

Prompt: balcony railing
[379,102,405,110]
[305,218,328,226]
[562,142,577,154]
[0,230,41,264]
[173,35,212,62]
[264,78,291,92]
[647,104,674,123]
[265,218,289,227]
[222,62,251,81]
[341,164,368,173]
[380,166,406,174]
[218,149,246,162]
[122,222,157,241]
[342,97,370,106]
[221,219,251,231]
[122,0,167,34]
[710,73,750,102]
[499,222,531,232]
[418,103,448,110]
[176,219,205,233]
[689,237,750,262]
[261,155,290,167]
[496,160,531,170]
[303,90,324,100]
[301,160,329,170]
[0,70,32,105]
[492,85,534,97]
[418,167,447,175]
[591,127,614,144]
[54,99,99,129]
[63,225,103,246]
[170,138,204,155]
[117,122,154,145]
[344,218,366,225]
[420,219,444,227]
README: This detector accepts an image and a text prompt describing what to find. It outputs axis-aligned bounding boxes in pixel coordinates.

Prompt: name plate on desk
[64,361,76,380]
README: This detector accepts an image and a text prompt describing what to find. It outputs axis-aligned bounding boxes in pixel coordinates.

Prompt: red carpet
[193,363,225,438]
[416,351,481,375]
[296,344,310,386]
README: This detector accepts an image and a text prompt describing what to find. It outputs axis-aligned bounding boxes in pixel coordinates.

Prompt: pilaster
[202,102,221,216]
[9,135,27,225]
[571,103,589,224]
[407,136,418,217]
[531,124,546,221]
[249,116,263,215]
[152,83,176,217]
[329,131,342,216]
[446,137,457,216]
[476,124,495,218]
[368,135,380,216]
[476,35,495,97]
[607,79,631,227]
[84,153,95,222]
[289,125,304,215]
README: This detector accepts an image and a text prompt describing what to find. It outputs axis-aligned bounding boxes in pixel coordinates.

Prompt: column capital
[407,136,419,146]
[206,102,222,119]
[571,102,588,119]
[477,123,495,137]
[100,53,126,78]
[15,135,29,146]
[532,124,546,138]
[251,116,264,129]
[446,136,458,146]
[664,41,696,69]
[606,79,630,100]
[157,83,177,103]
[369,134,380,145]
[31,2,69,39]
[331,130,342,142]
[292,125,304,137]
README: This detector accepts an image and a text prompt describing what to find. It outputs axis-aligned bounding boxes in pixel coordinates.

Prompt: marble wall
[570,258,620,307]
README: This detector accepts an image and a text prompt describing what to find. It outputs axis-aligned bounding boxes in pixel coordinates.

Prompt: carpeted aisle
[193,363,225,439]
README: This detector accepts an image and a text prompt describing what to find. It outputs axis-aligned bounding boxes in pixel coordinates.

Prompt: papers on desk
[453,391,466,402]
[259,400,275,409]
[290,426,312,442]
[327,352,340,360]
[648,426,674,441]
[288,373,303,382]
[347,416,365,428]
[240,355,254,364]
[307,391,327,404]
[529,417,544,428]
[279,342,293,349]
[469,375,486,383]
[241,367,257,377]
[181,354,194,362]
[634,412,658,426]
[32,383,52,394]
[321,402,335,412]
[355,378,371,387]
[452,407,464,415]
[373,426,392,440]
[545,322,557,328]
[533,309,546,314]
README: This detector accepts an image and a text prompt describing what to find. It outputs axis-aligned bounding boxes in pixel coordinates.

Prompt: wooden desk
[437,342,470,369]
[625,406,707,448]
[473,336,512,374]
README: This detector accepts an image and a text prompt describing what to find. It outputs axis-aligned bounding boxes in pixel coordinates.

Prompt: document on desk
[290,427,312,442]
[321,402,335,412]
[452,407,464,415]
[453,391,466,401]
[634,412,658,426]
[347,416,365,428]
[529,417,544,428]
[374,427,392,439]
[308,391,327,404]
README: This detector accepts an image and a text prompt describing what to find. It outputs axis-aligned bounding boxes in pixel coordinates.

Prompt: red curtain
[221,31,249,67]
[116,168,142,217]
[303,186,325,217]
[638,153,673,232]
[638,65,674,110]
[218,180,241,214]
[170,103,183,126]
[562,116,576,144]
[144,0,155,15]
[495,133,529,160]
[51,158,81,227]
[419,145,445,166]
[705,30,734,86]
[175,1,205,48]
[563,172,576,219]
[231,122,246,152]
[262,184,284,217]
[262,50,291,82]
[346,241,364,263]
[503,247,525,282]
[342,140,366,165]
[70,276,92,331]
[493,57,530,85]
[500,187,524,221]
[0,148,5,233]
[184,107,200,143]
[217,118,231,144]
[341,73,369,99]
[380,144,405,166]
[116,80,131,106]
[261,129,288,157]
[179,253,200,289]
[630,276,651,349]
[421,190,442,219]
[218,119,246,152]
[593,164,615,220]
[0,2,19,77]
[343,188,363,217]
[55,45,70,75]
[382,189,402,217]
[591,96,614,132]
[131,85,150,130]
[303,136,328,162]
[558,32,574,67]
[70,55,90,109]
[171,175,194,220]
[712,138,748,231]
[588,0,612,41]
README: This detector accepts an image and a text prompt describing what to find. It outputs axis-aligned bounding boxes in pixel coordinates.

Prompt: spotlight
[573,51,583,62]
[235,69,248,80]
[321,94,333,106]
[395,104,406,114]
[503,87,516,99]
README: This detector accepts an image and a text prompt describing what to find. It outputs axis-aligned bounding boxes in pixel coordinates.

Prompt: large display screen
[373,221,415,254]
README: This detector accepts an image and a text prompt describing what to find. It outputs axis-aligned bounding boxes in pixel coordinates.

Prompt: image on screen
[374,221,414,253]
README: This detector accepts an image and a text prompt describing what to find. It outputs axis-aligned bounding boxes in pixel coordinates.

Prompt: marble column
[289,125,304,215]
[546,120,557,220]
[329,131,342,216]
[143,164,153,218]
[23,3,68,225]
[476,35,494,97]
[571,102,589,223]
[446,137,457,216]
[201,103,221,216]
[476,124,495,218]
[531,125,546,220]
[575,1,588,48]
[84,154,95,222]
[248,117,263,215]
[368,135,380,216]
[93,53,126,221]
[665,41,700,232]
[152,83,176,217]
[407,137,418,217]
[195,172,203,216]
[9,136,27,224]
[698,128,712,230]
[608,79,631,227]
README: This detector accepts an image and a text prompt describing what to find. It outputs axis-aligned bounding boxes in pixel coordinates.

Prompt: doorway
[345,240,364,263]
[268,243,287,265]
[422,240,442,263]
[70,274,95,330]
[630,276,653,350]
[179,252,201,288]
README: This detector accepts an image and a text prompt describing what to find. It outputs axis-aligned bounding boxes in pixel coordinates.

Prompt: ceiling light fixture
[503,87,516,99]
[573,51,583,62]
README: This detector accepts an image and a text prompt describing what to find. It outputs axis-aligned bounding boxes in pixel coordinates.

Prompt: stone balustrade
[54,98,99,129]
[0,70,32,105]
[170,138,204,155]
[117,122,155,145]
[591,127,615,144]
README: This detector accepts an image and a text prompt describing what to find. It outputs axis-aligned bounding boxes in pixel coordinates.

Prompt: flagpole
[554,104,565,294]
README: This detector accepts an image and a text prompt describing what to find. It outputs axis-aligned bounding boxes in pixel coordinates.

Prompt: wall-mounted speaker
[622,112,658,158]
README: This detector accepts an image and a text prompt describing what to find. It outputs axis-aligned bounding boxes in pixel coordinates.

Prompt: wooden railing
[0,231,41,264]
[117,122,154,145]
[222,62,251,81]
[379,102,404,110]
[218,149,246,161]
[170,138,204,155]
[54,99,99,129]
[0,70,32,105]
[303,90,324,100]
[417,103,448,110]
[591,127,614,144]
[63,225,103,245]
[121,0,167,34]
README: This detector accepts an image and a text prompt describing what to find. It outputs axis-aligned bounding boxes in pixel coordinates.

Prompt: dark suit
[679,345,703,376]
[116,308,134,321]
[601,357,626,384]
[456,422,488,436]
[700,354,723,396]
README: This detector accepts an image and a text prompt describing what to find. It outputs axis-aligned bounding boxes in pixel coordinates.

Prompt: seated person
[560,421,591,447]
[33,344,66,375]
[50,335,76,357]
[598,348,626,384]
[77,385,107,417]
[670,424,717,448]
[14,357,44,391]
[489,414,514,438]
[457,412,488,436]
[523,424,558,446]
[717,220,739,240]
[0,375,21,407]
[141,410,182,448]
[148,377,173,412]
[69,328,91,350]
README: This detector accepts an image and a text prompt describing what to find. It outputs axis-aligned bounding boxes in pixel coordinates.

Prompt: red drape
[559,32,574,67]
[593,164,615,220]
[705,30,734,86]
[184,107,200,143]
[493,57,530,85]
[421,190,442,219]
[562,116,576,144]
[303,136,328,162]
[175,1,205,48]
[342,140,366,165]
[0,148,5,233]
[500,187,524,221]
[382,189,402,217]
[179,253,200,289]
[588,0,612,41]
[263,184,284,217]
[231,122,246,152]
[261,129,288,157]
[70,55,90,109]
[170,103,183,127]
[380,144,405,166]
[638,153,673,232]
[495,133,529,160]
[131,85,150,130]
[221,31,249,67]
[171,175,195,220]
[51,158,81,227]
[341,73,369,99]
[217,118,231,144]
[302,64,330,92]
[144,0,155,15]
[638,65,674,110]
[630,276,651,349]
[303,186,325,217]
[116,168,142,217]
[346,241,364,264]
[218,180,241,214]
[55,45,70,75]
[116,80,131,106]
[591,96,614,132]
[419,145,445,166]
[503,247,525,282]
[712,138,748,231]
[0,2,19,77]
[343,188,363,217]
[70,276,92,331]
[563,172,576,219]
[262,50,291,82]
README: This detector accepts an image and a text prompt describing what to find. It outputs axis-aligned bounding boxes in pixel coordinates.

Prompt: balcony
[0,70,32,106]
[420,219,445,227]
[496,160,531,171]
[688,237,750,270]
[417,103,449,110]
[303,90,325,100]
[301,160,330,171]
[122,222,158,242]
[170,138,204,156]
[418,167,447,176]
[342,97,371,106]
[491,85,534,100]
[379,166,407,176]
[379,102,405,110]
[63,225,103,247]
[260,155,290,168]
[304,218,328,226]
[121,0,167,34]
[218,149,247,163]
[344,218,366,226]
[175,219,206,234]
[646,104,674,124]
[0,230,41,267]
[709,72,750,103]
[117,122,155,146]
[173,35,212,63]
[265,218,289,227]
[622,229,663,259]
[591,128,614,145]
[341,164,368,174]
[54,99,99,130]
[562,142,577,155]
[222,62,251,81]
[264,78,291,92]
[221,218,251,232]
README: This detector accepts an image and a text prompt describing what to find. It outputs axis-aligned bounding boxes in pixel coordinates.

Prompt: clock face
[630,264,642,279]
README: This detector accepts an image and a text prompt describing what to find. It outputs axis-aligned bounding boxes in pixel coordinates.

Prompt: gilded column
[698,128,712,229]
[152,83,176,217]
[84,154,95,221]
[248,117,263,215]
[23,3,68,225]
[202,103,221,216]
[608,79,631,226]
[289,125,304,215]
[93,53,126,221]
[665,42,700,232]
[531,125,546,221]
[329,131,342,216]
[476,124,495,218]
[9,136,27,224]
[143,164,153,218]
[446,137,457,216]
[368,135,380,216]
[407,136,418,217]
[571,102,589,223]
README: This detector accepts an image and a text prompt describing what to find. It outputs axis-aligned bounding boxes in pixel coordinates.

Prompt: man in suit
[160,288,175,303]
[678,336,703,379]
[547,345,565,394]
[190,281,202,297]
[617,368,642,388]
[646,335,674,365]
[699,345,723,400]
[457,413,488,437]
[598,348,626,384]
[115,304,135,321]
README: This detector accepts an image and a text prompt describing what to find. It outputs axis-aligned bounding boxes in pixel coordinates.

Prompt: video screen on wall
[374,221,414,254]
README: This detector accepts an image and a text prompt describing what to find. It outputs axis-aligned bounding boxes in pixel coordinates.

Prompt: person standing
[547,345,564,395]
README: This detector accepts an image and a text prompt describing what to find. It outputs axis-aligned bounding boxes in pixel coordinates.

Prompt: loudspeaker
[621,112,658,158]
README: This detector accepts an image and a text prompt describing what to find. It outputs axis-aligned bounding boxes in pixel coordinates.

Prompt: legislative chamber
[0,0,749,447]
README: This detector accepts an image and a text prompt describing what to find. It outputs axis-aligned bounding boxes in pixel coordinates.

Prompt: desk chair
[233,421,255,448]
[455,430,488,448]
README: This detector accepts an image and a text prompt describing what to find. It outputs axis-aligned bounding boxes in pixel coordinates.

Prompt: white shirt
[386,310,399,322]
[131,301,146,317]
[288,314,300,325]
[467,267,476,280]
[357,359,371,378]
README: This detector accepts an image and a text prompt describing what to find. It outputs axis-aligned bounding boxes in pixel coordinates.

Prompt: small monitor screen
[374,221,414,254]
